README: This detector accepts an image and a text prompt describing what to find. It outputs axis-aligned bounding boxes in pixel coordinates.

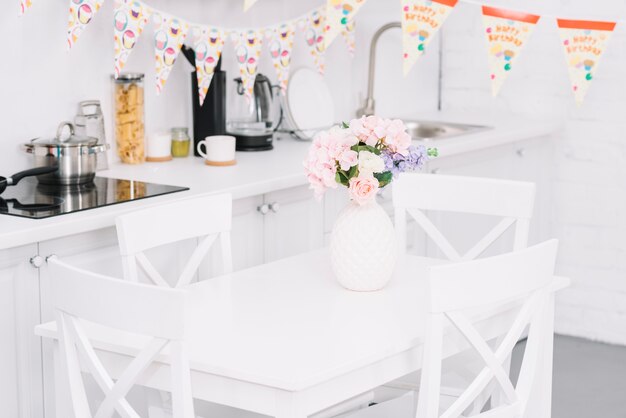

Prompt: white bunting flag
[303,8,326,74]
[233,29,264,102]
[268,22,296,92]
[67,0,105,50]
[401,0,457,76]
[341,19,356,56]
[243,0,258,12]
[152,12,190,94]
[482,6,540,96]
[113,0,151,78]
[325,0,366,49]
[192,26,225,106]
[557,18,616,105]
[19,0,32,15]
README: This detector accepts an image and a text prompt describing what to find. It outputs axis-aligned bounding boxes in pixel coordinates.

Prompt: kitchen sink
[402,120,490,141]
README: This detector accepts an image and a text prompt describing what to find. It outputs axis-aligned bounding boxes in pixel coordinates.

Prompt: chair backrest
[392,173,536,261]
[116,193,233,288]
[48,256,195,418]
[416,240,559,418]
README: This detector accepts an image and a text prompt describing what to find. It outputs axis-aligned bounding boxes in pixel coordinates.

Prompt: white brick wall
[440,2,626,345]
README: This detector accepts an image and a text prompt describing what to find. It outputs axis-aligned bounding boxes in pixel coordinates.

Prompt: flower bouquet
[304,116,437,291]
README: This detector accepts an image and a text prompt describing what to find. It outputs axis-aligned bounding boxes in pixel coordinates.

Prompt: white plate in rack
[284,68,335,140]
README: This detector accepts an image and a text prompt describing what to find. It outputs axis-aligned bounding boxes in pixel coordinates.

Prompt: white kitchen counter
[0,115,559,251]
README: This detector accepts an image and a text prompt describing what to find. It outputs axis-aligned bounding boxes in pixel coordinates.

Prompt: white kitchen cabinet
[263,185,324,263]
[0,244,44,418]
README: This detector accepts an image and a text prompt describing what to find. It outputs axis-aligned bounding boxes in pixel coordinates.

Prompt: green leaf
[427,148,439,158]
[335,170,349,186]
[341,121,350,129]
[374,171,393,188]
[357,144,381,155]
[348,165,359,179]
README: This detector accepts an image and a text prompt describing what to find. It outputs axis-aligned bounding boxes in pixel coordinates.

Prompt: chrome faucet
[356,22,402,118]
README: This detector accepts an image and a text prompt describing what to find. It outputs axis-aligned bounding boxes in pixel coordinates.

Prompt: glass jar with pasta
[113,73,145,164]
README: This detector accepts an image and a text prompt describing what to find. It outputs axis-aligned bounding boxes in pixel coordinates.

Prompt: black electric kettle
[226,74,282,151]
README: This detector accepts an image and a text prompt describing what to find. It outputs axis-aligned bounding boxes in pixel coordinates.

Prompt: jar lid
[28,122,98,148]
[113,73,145,83]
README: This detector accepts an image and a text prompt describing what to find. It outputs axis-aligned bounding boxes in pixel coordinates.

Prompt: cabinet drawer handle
[29,255,44,268]
[268,202,280,213]
[516,148,526,157]
[257,204,270,215]
[430,168,440,175]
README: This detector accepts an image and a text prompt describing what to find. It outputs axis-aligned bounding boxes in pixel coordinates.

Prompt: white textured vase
[330,200,397,291]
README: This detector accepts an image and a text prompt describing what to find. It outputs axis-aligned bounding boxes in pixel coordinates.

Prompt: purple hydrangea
[382,144,429,178]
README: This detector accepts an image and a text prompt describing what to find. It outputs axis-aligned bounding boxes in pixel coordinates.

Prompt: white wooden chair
[343,239,561,418]
[116,194,233,288]
[46,255,195,418]
[393,173,536,261]
[391,173,536,412]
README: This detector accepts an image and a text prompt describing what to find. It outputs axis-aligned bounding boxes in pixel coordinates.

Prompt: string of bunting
[20,0,620,105]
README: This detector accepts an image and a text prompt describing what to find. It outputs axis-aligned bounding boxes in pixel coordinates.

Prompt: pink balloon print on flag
[113,0,151,78]
[268,22,295,92]
[233,29,263,102]
[67,0,105,50]
[152,12,189,95]
[192,26,225,106]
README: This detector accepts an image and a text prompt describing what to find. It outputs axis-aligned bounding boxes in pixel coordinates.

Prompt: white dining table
[36,249,568,418]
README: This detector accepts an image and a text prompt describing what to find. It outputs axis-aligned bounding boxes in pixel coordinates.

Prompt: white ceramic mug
[197,135,236,166]
[146,132,172,162]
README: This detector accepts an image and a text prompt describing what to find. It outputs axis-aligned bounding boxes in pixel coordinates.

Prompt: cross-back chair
[393,173,536,261]
[47,255,195,418]
[116,193,233,288]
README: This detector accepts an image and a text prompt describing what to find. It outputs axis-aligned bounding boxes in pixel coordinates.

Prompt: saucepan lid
[27,121,98,148]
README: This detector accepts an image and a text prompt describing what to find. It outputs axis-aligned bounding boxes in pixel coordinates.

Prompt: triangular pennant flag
[268,22,295,92]
[482,6,540,96]
[192,26,225,106]
[152,12,190,95]
[232,29,264,102]
[401,0,457,76]
[19,0,32,15]
[341,19,356,56]
[243,0,258,12]
[67,0,105,50]
[557,19,616,105]
[113,0,151,78]
[325,0,367,49]
[303,7,326,75]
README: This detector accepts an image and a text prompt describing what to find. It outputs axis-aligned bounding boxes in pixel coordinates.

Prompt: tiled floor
[512,335,626,418]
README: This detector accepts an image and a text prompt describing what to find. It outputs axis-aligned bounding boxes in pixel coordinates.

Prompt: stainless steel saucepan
[23,122,109,186]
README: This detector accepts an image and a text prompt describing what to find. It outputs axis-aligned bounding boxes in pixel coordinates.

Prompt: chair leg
[53,341,74,418]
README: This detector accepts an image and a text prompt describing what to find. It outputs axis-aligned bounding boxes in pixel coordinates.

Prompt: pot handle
[10,166,59,185]
[56,122,75,143]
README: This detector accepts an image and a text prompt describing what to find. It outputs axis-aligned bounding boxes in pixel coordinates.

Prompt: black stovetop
[0,177,189,219]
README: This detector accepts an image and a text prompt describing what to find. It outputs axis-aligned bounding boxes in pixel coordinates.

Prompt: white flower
[357,150,385,174]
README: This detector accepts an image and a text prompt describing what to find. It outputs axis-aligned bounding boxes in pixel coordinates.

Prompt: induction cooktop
[0,177,189,219]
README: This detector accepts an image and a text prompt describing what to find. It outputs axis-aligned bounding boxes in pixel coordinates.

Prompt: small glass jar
[113,73,145,164]
[171,127,191,158]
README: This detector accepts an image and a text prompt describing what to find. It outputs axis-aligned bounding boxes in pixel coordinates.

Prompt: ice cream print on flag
[152,12,189,95]
[341,19,356,56]
[557,19,616,105]
[19,0,32,15]
[192,26,225,106]
[401,0,457,76]
[303,7,327,74]
[325,0,367,49]
[268,22,295,92]
[482,6,540,96]
[67,0,105,50]
[233,29,264,102]
[113,0,151,78]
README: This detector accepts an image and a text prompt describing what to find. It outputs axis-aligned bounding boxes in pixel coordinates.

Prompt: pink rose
[348,174,379,205]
